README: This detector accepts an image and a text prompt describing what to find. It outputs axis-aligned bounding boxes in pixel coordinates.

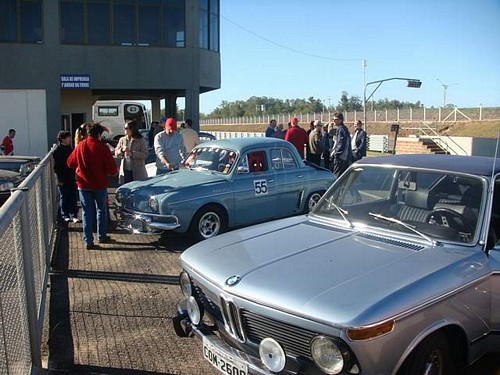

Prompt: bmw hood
[181,216,475,327]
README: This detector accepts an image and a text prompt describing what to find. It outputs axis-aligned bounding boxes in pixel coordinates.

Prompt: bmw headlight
[179,271,192,297]
[149,196,159,212]
[311,336,344,374]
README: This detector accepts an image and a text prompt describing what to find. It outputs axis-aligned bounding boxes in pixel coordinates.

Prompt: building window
[138,0,160,46]
[88,2,110,45]
[113,1,135,45]
[163,0,184,47]
[59,0,185,48]
[200,0,218,51]
[0,0,43,44]
[61,1,84,44]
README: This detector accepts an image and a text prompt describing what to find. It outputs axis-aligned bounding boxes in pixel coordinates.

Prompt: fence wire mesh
[0,147,57,375]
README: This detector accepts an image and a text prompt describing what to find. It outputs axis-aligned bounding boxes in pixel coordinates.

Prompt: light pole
[363,77,422,130]
[437,79,457,108]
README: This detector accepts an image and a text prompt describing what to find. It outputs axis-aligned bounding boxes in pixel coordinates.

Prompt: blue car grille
[240,310,315,360]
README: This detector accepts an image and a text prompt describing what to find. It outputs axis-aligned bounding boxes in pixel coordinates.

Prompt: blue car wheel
[305,191,324,213]
[191,205,227,241]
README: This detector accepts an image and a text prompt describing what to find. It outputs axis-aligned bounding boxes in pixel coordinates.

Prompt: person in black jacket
[53,130,79,224]
[352,120,367,161]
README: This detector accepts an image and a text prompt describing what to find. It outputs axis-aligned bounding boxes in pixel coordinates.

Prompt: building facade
[0,0,220,154]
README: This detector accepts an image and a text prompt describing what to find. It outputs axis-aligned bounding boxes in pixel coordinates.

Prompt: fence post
[18,198,42,373]
[479,104,482,121]
[410,107,413,122]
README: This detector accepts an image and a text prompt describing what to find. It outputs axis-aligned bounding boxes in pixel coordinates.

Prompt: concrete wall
[396,136,500,157]
[0,90,48,157]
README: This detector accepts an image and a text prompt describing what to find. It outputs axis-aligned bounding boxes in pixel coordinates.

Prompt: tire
[398,332,455,375]
[190,205,227,241]
[305,191,324,213]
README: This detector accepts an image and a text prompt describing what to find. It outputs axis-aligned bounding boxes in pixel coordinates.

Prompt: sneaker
[63,216,71,222]
[86,243,97,250]
[72,217,80,223]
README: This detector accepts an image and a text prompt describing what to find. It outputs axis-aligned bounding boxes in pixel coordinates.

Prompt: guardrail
[403,123,469,155]
[0,146,57,375]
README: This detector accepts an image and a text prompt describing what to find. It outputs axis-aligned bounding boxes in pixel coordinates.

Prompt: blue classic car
[115,137,334,240]
[174,154,500,375]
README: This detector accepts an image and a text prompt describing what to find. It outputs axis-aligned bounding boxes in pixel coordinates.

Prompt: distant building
[0,0,220,153]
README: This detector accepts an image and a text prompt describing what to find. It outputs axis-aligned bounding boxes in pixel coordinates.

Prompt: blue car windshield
[313,165,484,244]
[184,147,238,174]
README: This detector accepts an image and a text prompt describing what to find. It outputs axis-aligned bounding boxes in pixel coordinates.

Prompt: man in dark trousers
[53,130,79,225]
[67,122,118,249]
[352,120,367,161]
[331,113,353,177]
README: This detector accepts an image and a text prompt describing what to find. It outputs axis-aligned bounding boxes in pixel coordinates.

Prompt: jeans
[79,188,108,245]
[57,184,78,221]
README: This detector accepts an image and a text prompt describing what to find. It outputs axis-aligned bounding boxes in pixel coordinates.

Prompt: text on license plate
[203,337,248,375]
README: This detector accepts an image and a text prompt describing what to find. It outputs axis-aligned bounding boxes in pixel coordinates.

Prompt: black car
[0,156,40,177]
[0,169,23,206]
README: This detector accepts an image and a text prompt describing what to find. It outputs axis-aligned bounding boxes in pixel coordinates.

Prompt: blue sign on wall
[60,74,90,89]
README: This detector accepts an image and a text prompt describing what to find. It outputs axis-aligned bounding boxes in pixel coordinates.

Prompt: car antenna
[491,132,499,184]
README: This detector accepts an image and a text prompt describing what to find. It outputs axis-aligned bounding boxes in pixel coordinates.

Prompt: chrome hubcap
[308,193,322,211]
[198,212,221,238]
[423,350,443,375]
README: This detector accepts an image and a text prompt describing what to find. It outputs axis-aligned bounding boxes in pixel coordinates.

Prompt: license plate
[203,337,248,375]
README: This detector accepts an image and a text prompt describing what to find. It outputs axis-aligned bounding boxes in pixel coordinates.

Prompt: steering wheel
[426,208,473,233]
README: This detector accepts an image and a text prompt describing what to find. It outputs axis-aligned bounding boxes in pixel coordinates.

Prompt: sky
[197,0,500,115]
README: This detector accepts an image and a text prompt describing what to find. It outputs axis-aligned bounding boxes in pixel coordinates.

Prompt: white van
[92,101,150,141]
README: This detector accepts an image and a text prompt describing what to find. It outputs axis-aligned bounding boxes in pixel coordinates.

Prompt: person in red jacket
[67,122,118,249]
[1,129,16,155]
[284,117,308,158]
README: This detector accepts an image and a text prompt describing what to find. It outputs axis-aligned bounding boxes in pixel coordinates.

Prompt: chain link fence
[0,146,57,375]
[201,106,500,125]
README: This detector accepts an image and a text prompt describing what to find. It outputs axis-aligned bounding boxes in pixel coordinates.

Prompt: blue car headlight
[149,196,159,212]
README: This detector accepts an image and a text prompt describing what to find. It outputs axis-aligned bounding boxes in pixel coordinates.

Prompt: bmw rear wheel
[191,205,227,241]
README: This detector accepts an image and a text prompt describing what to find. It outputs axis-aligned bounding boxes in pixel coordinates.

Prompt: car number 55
[254,179,268,196]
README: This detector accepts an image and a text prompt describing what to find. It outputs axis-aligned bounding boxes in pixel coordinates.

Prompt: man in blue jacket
[331,113,353,177]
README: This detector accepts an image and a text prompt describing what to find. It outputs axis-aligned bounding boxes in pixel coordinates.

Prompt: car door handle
[297,175,304,179]
[268,179,275,183]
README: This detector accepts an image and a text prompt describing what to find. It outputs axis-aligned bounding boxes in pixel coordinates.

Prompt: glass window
[199,0,208,49]
[113,2,135,45]
[21,0,43,43]
[0,0,17,43]
[61,1,84,44]
[88,2,110,45]
[209,0,218,51]
[163,0,185,47]
[98,106,119,116]
[138,1,160,46]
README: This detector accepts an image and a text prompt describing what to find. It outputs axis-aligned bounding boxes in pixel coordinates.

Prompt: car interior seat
[394,189,436,223]
[249,153,265,173]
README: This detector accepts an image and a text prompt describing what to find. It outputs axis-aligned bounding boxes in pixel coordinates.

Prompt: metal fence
[201,106,500,125]
[0,146,57,375]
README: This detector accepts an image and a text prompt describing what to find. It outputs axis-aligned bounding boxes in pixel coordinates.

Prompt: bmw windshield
[313,165,484,244]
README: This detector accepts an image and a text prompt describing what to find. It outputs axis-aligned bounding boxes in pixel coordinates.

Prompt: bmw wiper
[368,212,436,246]
[331,202,354,228]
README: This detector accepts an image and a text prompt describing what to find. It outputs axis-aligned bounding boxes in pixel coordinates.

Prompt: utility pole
[437,79,457,107]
